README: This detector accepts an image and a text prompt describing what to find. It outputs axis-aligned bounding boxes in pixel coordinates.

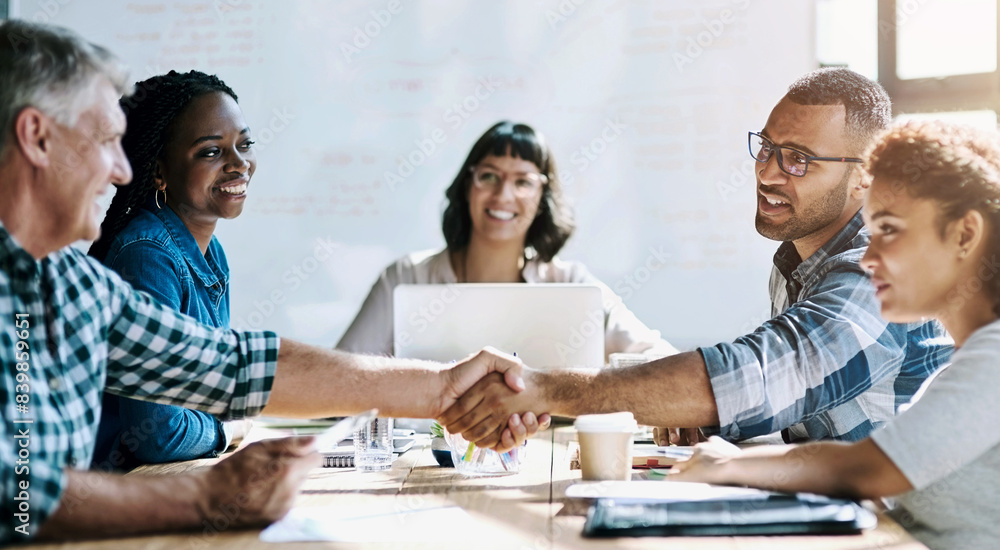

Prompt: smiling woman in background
[670,120,1000,549]
[338,120,677,361]
[88,70,255,470]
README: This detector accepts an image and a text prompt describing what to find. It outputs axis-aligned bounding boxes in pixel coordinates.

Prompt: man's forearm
[532,350,720,427]
[264,339,446,419]
[36,469,205,540]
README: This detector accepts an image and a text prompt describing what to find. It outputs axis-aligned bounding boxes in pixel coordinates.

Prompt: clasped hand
[437,348,550,453]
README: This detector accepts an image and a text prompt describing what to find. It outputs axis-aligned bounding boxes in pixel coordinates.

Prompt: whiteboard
[23,0,814,350]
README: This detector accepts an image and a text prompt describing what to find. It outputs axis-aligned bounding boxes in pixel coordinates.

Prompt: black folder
[583,493,876,537]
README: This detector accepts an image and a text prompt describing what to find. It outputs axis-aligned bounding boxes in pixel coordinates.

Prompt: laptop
[393,283,605,368]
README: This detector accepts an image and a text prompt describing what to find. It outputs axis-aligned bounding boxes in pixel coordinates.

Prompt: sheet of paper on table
[565,480,784,501]
[260,505,469,543]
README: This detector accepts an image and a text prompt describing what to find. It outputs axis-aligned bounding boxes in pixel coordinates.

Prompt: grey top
[336,248,677,360]
[871,318,1000,549]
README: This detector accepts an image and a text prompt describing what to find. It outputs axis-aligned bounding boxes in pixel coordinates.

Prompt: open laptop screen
[393,283,605,369]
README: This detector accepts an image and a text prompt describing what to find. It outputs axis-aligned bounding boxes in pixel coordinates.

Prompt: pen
[658,446,695,459]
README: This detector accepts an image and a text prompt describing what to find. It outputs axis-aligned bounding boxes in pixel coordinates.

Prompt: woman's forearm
[714,440,912,499]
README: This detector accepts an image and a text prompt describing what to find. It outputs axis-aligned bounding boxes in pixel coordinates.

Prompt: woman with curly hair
[671,120,1000,549]
[89,70,255,470]
[337,121,677,362]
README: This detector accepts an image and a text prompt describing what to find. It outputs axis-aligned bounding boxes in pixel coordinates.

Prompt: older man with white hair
[0,20,543,544]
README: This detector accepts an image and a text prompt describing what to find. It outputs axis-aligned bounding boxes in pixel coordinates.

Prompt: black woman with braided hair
[89,70,256,470]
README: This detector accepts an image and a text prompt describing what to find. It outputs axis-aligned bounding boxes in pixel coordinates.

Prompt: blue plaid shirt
[701,211,953,442]
[0,223,279,544]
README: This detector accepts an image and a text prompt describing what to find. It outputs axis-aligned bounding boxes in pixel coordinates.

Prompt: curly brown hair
[863,120,1000,315]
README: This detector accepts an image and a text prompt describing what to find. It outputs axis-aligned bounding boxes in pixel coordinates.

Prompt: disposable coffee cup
[574,412,637,481]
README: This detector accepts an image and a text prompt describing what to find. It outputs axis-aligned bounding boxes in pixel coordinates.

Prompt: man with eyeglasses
[441,68,952,448]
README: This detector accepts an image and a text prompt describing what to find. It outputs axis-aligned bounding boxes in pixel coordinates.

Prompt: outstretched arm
[669,436,912,499]
[263,343,528,420]
[36,437,319,541]
[439,352,719,448]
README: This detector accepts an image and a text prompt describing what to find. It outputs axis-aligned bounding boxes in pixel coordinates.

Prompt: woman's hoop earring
[155,188,166,209]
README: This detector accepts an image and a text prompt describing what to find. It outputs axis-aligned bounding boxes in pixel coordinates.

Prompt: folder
[583,492,876,537]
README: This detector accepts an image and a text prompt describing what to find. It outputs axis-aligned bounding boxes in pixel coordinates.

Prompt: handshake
[167,347,550,534]
[434,346,553,452]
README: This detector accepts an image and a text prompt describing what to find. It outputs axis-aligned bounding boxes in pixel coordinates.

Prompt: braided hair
[89,70,237,261]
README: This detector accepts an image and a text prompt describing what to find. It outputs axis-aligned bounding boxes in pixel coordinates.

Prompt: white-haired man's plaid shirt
[700,211,953,442]
[1,223,279,544]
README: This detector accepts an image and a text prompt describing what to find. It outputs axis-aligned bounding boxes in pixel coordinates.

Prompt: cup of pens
[445,429,523,476]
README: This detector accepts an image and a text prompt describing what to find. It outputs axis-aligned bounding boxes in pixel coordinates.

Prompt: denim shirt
[701,211,952,442]
[91,203,231,470]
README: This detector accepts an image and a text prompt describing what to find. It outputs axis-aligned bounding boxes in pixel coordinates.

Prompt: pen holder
[445,429,523,476]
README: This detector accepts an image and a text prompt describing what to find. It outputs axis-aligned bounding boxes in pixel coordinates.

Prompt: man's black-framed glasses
[748,131,862,177]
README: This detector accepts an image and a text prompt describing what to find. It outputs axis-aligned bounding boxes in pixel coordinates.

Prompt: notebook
[321,437,417,468]
[393,283,605,368]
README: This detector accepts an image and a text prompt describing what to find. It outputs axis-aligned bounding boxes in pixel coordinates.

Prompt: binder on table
[583,492,876,537]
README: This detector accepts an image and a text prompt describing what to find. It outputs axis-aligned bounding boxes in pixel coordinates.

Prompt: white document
[565,480,781,501]
[260,506,469,543]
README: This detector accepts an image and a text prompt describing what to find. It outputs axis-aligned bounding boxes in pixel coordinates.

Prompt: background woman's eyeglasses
[748,131,862,177]
[470,166,547,197]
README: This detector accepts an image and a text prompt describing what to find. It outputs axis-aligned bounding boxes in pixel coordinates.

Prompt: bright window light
[896,0,997,80]
[895,109,998,129]
[816,0,879,80]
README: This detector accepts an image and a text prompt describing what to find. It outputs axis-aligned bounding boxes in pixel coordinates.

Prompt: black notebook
[583,493,876,537]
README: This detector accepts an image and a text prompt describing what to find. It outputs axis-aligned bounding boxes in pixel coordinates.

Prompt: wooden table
[17,428,927,549]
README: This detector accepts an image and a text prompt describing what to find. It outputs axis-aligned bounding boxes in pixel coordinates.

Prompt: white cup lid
[574,412,637,433]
